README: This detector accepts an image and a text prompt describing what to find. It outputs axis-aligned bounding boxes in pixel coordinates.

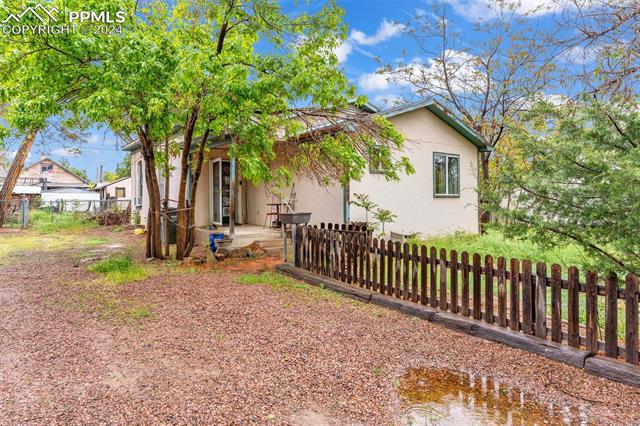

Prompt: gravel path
[1,228,640,425]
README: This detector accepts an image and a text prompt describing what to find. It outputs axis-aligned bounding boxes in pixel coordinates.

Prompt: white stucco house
[124,100,491,242]
[94,176,132,201]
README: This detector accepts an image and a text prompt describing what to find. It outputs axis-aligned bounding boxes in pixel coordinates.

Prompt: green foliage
[373,208,396,236]
[410,229,590,270]
[29,210,96,234]
[487,98,640,274]
[236,272,345,303]
[351,193,378,222]
[89,254,149,285]
[114,153,132,179]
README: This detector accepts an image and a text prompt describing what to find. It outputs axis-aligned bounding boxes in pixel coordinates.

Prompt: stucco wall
[349,108,479,237]
[246,177,343,227]
[101,177,132,199]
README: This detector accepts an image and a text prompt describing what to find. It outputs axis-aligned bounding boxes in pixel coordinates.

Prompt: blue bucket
[209,233,225,252]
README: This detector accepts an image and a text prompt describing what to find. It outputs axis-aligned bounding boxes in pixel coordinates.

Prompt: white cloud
[358,49,488,97]
[349,19,406,46]
[52,148,80,158]
[373,94,405,107]
[448,0,561,21]
[358,71,399,91]
[333,40,352,63]
[562,44,596,65]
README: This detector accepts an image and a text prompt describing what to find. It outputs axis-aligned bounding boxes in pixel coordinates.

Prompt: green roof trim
[379,100,493,152]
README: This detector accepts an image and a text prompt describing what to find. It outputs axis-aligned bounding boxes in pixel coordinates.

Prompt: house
[0,155,91,204]
[125,100,491,243]
[20,156,91,190]
[94,176,132,200]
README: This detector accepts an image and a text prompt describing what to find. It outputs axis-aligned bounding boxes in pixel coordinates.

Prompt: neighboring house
[94,176,132,200]
[20,156,90,190]
[0,155,91,203]
[125,100,491,240]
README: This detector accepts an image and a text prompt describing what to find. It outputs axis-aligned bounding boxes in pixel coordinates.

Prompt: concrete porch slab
[194,224,287,250]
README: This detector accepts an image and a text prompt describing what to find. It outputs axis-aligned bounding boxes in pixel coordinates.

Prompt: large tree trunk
[163,135,170,258]
[175,106,200,260]
[138,130,164,259]
[0,129,38,227]
[183,128,210,258]
[479,151,491,232]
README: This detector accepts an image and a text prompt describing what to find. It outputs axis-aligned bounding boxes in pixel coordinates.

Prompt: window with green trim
[433,153,460,197]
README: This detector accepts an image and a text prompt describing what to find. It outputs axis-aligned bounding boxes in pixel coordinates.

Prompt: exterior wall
[130,107,479,234]
[246,176,343,227]
[101,177,132,199]
[22,158,86,186]
[350,108,479,237]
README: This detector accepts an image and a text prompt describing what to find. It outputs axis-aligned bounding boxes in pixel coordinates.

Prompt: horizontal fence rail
[293,223,640,366]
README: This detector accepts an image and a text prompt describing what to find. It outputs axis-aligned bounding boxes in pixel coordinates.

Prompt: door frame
[208,157,223,225]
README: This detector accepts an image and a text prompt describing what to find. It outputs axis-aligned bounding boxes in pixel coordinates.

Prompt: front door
[209,158,231,225]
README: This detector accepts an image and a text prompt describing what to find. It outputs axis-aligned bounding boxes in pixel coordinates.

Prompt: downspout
[343,182,350,225]
[229,157,236,237]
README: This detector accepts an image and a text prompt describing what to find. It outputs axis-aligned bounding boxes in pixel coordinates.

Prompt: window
[41,162,53,173]
[115,187,126,198]
[369,145,384,174]
[433,153,460,197]
[136,161,144,206]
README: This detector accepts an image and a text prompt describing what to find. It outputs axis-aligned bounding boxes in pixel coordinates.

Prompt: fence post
[20,197,29,229]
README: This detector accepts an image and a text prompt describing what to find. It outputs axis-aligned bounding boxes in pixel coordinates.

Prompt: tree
[0,0,112,226]
[381,0,557,227]
[373,208,396,237]
[487,97,640,274]
[114,153,131,179]
[553,1,640,98]
[165,0,413,259]
[350,193,378,223]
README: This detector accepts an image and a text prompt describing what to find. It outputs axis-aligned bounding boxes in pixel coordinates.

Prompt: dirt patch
[1,227,639,424]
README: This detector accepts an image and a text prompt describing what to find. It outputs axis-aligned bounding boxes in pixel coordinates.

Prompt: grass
[88,255,150,285]
[29,210,97,234]
[0,210,105,263]
[411,229,592,270]
[236,272,347,304]
[55,278,155,324]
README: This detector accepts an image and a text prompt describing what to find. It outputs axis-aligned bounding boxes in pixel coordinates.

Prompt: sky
[2,0,567,181]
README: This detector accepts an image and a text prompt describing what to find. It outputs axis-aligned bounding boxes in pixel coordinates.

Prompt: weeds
[236,272,346,303]
[29,210,96,234]
[89,255,149,285]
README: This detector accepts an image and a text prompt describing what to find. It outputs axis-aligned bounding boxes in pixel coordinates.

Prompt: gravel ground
[1,227,640,425]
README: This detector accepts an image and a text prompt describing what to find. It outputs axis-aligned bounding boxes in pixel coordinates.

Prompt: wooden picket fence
[293,223,640,366]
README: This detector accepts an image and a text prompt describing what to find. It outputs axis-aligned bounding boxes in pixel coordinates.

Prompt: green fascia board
[379,100,493,152]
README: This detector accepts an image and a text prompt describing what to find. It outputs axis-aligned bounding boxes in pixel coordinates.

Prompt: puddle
[398,368,587,425]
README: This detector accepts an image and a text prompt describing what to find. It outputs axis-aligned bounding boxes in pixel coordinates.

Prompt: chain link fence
[0,198,29,228]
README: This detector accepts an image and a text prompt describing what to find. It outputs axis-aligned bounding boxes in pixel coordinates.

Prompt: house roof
[24,156,90,184]
[124,100,492,153]
[94,176,130,190]
[378,100,492,152]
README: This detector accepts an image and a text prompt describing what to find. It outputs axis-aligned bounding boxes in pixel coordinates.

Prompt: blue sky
[4,0,563,181]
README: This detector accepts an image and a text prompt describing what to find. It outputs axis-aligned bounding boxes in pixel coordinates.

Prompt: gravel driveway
[1,228,640,425]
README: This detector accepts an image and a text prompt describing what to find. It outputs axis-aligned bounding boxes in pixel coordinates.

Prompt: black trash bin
[164,207,178,244]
